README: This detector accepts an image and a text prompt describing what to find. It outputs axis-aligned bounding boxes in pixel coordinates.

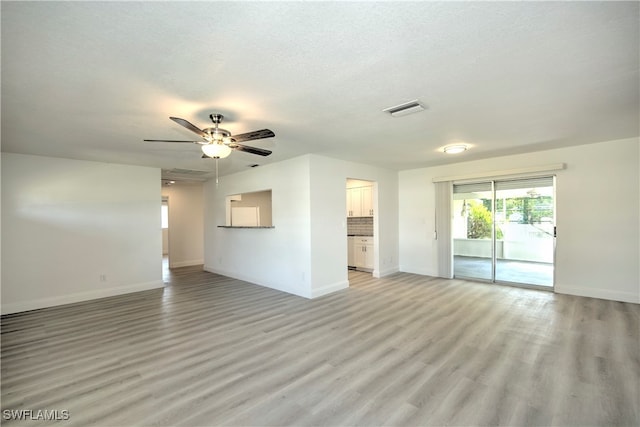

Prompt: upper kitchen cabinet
[347,187,361,217]
[361,186,373,217]
[347,185,373,217]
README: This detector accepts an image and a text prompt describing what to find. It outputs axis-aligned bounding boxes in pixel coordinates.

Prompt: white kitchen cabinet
[353,236,374,270]
[346,187,362,217]
[361,186,373,217]
[346,186,373,217]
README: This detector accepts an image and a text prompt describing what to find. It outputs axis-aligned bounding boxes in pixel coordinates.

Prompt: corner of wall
[309,280,349,298]
[374,267,400,278]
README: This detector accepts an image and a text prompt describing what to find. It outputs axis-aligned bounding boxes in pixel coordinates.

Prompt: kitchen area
[347,179,375,273]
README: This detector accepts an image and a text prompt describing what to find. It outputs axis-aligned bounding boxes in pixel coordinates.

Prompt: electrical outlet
[99,274,107,282]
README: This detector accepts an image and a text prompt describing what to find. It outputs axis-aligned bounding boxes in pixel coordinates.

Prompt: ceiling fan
[144,114,274,159]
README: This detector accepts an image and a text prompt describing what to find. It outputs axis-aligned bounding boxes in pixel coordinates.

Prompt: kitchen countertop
[218,226,275,229]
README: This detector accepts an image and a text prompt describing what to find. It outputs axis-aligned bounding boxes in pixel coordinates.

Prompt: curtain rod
[432,163,566,183]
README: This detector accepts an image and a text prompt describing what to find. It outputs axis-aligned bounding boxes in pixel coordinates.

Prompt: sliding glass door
[494,177,555,286]
[452,182,494,281]
[453,176,555,288]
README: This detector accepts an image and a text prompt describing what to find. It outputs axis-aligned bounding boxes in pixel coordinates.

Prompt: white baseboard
[1,280,164,315]
[310,280,349,298]
[374,266,399,278]
[398,265,438,277]
[169,259,204,268]
[555,284,640,304]
[203,266,349,299]
[203,265,310,299]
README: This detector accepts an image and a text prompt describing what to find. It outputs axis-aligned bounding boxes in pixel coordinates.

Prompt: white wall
[204,155,313,297]
[162,183,204,268]
[399,137,640,303]
[1,153,163,314]
[202,154,399,299]
[309,155,399,297]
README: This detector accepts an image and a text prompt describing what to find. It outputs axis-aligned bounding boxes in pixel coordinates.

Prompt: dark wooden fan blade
[231,143,272,156]
[231,129,275,143]
[143,139,203,144]
[169,117,208,138]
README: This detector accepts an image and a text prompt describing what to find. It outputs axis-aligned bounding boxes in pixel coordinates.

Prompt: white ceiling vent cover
[161,168,212,182]
[164,168,209,175]
[383,100,425,117]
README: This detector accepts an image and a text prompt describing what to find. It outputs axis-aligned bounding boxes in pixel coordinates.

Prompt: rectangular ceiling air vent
[164,168,209,175]
[161,168,211,183]
[382,100,425,117]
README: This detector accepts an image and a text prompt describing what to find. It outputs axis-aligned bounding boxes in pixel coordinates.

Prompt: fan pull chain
[215,157,219,186]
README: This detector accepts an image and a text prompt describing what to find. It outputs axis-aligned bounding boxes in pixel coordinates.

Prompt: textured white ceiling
[2,1,638,180]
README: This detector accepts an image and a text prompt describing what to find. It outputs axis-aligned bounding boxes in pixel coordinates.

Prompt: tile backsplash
[347,216,373,236]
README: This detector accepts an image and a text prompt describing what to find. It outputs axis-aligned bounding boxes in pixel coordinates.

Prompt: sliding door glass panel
[494,177,555,287]
[453,182,494,281]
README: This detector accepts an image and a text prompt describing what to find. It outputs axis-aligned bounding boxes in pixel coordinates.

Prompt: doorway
[346,179,376,275]
[453,176,555,288]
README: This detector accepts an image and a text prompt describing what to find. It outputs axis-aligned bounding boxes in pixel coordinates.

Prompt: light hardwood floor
[2,267,639,426]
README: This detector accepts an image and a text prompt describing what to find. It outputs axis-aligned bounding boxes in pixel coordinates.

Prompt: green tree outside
[466,201,503,239]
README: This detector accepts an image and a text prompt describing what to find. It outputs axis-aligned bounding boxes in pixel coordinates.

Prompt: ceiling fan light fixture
[147,113,274,159]
[443,144,468,154]
[202,143,232,159]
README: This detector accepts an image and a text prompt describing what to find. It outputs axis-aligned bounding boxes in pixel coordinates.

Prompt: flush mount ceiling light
[443,144,468,154]
[382,100,425,117]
